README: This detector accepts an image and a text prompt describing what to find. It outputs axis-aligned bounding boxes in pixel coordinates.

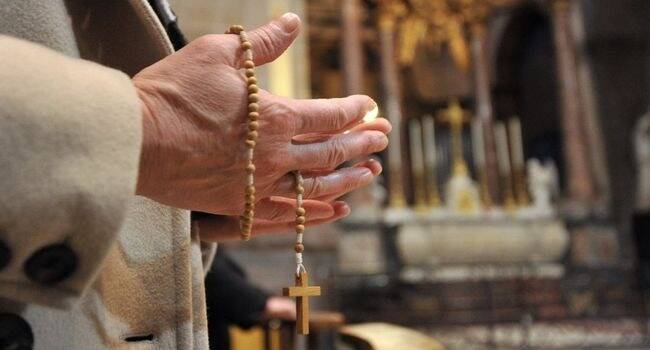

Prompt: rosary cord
[293,171,307,276]
[226,24,259,241]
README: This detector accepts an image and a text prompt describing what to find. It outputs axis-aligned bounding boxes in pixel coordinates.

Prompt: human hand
[263,296,296,321]
[133,13,390,216]
[198,158,381,241]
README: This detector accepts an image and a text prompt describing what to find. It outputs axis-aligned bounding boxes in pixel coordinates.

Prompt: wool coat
[0,0,216,348]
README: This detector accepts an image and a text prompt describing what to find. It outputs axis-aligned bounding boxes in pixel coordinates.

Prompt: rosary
[226,25,321,335]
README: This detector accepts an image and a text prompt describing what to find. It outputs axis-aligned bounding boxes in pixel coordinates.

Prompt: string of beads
[227,25,307,270]
[226,25,259,241]
[293,171,306,276]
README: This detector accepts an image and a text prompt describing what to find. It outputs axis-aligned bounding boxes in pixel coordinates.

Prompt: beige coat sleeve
[0,35,142,308]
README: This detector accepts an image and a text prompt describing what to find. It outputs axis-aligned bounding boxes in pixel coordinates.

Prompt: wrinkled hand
[133,13,390,219]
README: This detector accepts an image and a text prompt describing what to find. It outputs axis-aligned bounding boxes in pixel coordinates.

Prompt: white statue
[636,111,650,211]
[526,158,559,216]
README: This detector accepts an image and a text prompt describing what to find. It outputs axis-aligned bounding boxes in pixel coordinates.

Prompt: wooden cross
[282,271,321,335]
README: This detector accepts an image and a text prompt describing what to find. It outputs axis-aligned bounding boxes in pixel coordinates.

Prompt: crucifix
[437,100,471,178]
[283,271,321,335]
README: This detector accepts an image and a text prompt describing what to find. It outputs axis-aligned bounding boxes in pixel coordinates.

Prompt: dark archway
[494,5,564,188]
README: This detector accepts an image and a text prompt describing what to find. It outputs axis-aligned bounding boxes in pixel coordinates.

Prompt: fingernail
[279,13,300,33]
[360,168,373,179]
[363,100,378,123]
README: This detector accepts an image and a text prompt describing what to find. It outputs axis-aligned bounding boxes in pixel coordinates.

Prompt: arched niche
[492,4,565,187]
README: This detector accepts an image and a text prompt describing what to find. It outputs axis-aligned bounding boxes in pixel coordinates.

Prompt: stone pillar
[470,21,499,205]
[340,0,385,220]
[550,0,596,204]
[378,1,406,208]
[341,0,364,94]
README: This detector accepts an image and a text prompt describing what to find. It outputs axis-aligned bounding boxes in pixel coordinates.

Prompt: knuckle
[326,139,347,167]
[306,177,324,198]
[330,103,349,130]
[256,27,278,58]
[271,101,299,136]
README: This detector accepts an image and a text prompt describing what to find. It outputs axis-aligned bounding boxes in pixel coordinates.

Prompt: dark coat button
[0,240,10,271]
[24,244,77,285]
[0,313,33,350]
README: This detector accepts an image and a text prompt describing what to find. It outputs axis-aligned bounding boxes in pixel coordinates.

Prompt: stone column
[341,0,364,94]
[470,21,499,205]
[378,1,406,208]
[550,0,595,204]
[340,0,385,219]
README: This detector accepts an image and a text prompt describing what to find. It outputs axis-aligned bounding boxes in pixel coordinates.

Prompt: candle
[471,118,485,169]
[409,118,425,175]
[508,117,524,169]
[494,122,511,176]
[422,115,437,173]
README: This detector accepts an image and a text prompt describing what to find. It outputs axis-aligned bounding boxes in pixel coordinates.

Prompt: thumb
[230,13,301,67]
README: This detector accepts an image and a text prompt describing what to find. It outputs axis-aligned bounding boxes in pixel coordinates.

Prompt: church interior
[171,0,650,349]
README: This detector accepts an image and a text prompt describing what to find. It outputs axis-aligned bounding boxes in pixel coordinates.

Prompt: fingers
[273,162,380,200]
[290,130,388,170]
[310,159,383,202]
[222,13,301,67]
[345,118,392,134]
[254,197,333,221]
[291,95,376,135]
[250,201,350,236]
[197,200,349,242]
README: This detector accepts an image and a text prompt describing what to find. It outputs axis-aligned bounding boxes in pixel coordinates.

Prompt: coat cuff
[0,36,143,308]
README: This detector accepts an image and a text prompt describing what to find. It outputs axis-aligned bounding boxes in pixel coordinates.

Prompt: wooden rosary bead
[296,207,306,216]
[296,216,306,225]
[296,185,305,195]
[295,224,305,234]
[228,25,244,34]
[228,25,259,241]
[294,243,304,253]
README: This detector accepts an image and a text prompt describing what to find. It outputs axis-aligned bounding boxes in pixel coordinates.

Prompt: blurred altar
[171,0,650,348]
